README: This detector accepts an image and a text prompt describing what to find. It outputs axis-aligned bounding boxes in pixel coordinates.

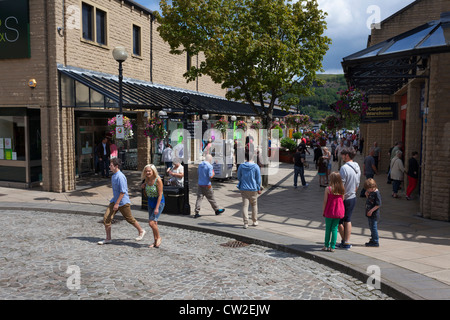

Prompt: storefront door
[76,117,109,176]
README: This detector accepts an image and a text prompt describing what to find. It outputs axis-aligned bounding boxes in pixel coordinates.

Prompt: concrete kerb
[3,201,422,300]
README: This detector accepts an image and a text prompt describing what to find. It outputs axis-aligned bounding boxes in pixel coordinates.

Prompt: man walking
[98,158,146,245]
[194,154,225,218]
[338,147,361,250]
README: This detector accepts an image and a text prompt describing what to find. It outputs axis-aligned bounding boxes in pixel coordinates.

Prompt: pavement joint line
[2,202,425,300]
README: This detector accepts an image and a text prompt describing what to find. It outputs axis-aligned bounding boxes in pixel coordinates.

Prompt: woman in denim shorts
[141,164,165,248]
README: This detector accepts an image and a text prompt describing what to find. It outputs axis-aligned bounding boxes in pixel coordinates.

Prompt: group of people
[387,141,420,200]
[96,142,261,247]
[321,146,382,251]
[96,135,418,253]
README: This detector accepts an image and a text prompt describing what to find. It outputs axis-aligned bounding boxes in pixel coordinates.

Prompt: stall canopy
[58,66,289,118]
[342,12,450,96]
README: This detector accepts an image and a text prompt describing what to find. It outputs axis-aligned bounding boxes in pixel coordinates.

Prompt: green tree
[155,0,331,129]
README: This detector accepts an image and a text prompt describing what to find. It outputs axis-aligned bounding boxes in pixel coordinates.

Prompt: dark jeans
[392,180,401,194]
[99,157,110,177]
[293,166,306,187]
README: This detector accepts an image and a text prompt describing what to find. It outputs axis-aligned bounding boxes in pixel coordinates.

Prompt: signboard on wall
[0,0,31,59]
[361,103,398,123]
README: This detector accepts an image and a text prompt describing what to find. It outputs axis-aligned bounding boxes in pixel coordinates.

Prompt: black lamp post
[112,46,128,114]
[112,46,128,166]
[180,95,191,215]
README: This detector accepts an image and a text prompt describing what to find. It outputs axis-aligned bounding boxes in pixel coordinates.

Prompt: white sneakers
[243,221,258,229]
[135,230,146,241]
[98,230,146,245]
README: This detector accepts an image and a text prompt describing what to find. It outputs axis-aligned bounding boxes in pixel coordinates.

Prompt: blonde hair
[364,178,377,190]
[329,172,345,195]
[141,164,159,180]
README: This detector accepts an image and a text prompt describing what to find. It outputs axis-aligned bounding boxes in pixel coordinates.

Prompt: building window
[133,25,141,56]
[187,53,192,71]
[82,3,93,41]
[82,2,107,46]
[96,9,107,45]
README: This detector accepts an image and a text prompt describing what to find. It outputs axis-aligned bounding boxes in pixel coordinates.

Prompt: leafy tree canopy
[155,0,331,127]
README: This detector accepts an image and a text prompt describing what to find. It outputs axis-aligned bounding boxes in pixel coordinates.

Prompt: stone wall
[0,0,227,192]
[361,0,450,221]
[420,53,450,221]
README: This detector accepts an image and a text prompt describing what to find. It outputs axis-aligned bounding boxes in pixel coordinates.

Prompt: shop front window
[0,116,25,161]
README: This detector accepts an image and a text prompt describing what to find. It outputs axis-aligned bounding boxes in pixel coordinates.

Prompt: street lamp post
[180,95,191,215]
[112,46,128,115]
[112,46,128,165]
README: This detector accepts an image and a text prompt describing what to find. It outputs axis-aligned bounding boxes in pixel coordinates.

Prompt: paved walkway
[1,150,449,300]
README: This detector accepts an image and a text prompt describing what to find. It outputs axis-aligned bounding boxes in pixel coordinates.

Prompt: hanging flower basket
[108,116,134,140]
[324,114,343,131]
[235,120,247,131]
[271,120,286,129]
[250,120,263,130]
[331,87,368,127]
[284,114,311,128]
[144,118,167,140]
[214,117,229,133]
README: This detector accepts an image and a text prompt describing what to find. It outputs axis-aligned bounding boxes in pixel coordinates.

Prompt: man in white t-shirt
[338,147,361,250]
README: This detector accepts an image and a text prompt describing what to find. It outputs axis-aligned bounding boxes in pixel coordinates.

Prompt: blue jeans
[368,218,379,243]
[293,166,306,187]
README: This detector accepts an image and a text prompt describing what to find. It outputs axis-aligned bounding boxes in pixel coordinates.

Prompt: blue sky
[134,0,416,74]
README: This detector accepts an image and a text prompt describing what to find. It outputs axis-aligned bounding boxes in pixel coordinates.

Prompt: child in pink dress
[322,172,345,252]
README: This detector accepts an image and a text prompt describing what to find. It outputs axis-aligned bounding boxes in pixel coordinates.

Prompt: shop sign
[362,103,398,123]
[0,0,30,59]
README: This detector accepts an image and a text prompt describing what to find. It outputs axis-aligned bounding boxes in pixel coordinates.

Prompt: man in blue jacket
[237,149,262,229]
[194,154,225,218]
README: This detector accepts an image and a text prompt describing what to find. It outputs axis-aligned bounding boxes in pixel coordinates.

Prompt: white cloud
[318,0,416,73]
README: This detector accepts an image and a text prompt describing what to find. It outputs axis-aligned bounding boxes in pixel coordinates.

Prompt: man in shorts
[338,147,361,250]
[98,158,146,245]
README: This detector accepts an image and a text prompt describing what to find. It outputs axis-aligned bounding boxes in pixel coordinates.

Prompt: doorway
[76,117,109,176]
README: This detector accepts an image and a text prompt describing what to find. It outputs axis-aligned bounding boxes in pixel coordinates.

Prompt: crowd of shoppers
[96,134,419,252]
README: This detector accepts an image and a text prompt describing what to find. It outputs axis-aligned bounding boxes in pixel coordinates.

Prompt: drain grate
[220,240,249,248]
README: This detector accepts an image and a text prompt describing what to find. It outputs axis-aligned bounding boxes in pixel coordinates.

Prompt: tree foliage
[155,0,331,128]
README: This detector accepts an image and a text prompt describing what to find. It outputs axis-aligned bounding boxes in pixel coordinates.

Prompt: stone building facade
[347,0,450,221]
[0,0,231,192]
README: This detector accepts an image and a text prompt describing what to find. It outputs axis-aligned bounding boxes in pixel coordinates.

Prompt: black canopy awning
[58,66,289,118]
[342,12,450,95]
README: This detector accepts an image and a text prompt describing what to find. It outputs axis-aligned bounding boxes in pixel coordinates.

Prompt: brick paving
[1,148,450,300]
[0,210,392,300]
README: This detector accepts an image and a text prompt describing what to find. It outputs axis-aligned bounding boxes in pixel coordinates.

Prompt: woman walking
[141,164,165,248]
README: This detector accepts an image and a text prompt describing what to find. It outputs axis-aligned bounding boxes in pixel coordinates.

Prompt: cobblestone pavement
[0,210,393,300]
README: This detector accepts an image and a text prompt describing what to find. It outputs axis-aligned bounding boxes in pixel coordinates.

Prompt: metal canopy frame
[58,67,289,118]
[342,12,450,96]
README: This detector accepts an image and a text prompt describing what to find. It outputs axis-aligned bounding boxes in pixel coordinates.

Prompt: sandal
[327,248,335,252]
[321,247,328,251]
[149,238,162,248]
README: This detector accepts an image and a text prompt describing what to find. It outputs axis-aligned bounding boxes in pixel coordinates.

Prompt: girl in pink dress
[322,172,345,252]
